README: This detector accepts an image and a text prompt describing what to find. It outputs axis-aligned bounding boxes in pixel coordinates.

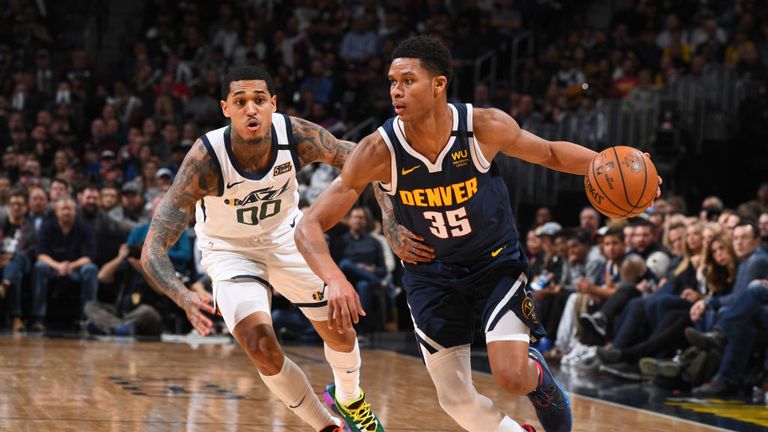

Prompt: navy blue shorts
[403,258,546,353]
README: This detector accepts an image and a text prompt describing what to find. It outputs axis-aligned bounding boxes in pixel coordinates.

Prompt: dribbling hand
[326,275,365,334]
[182,290,216,336]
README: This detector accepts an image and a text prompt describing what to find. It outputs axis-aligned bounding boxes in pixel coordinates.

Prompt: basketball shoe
[323,384,383,432]
[527,347,572,432]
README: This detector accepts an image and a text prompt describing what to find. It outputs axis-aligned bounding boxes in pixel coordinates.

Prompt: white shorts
[200,226,328,330]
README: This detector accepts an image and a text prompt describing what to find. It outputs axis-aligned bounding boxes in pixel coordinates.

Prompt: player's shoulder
[471,106,522,143]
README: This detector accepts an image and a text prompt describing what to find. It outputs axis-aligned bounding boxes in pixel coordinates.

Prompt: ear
[433,76,448,96]
[220,100,230,118]
[271,95,277,113]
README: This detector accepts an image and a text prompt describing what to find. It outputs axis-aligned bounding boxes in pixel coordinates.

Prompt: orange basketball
[584,146,659,219]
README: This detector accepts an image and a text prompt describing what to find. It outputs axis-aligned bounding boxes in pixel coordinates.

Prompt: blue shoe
[527,347,572,432]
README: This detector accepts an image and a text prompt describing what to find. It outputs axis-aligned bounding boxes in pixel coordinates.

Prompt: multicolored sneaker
[527,347,572,432]
[323,383,384,432]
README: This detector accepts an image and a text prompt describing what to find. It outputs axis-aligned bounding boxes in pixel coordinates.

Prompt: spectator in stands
[689,221,768,330]
[759,212,768,250]
[26,186,49,232]
[127,194,191,276]
[338,15,378,62]
[108,181,150,232]
[1,190,31,332]
[99,186,120,212]
[31,196,98,332]
[334,206,389,330]
[685,279,768,396]
[630,219,670,278]
[83,243,162,336]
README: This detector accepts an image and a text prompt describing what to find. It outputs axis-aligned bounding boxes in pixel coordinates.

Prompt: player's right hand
[326,275,365,334]
[387,225,435,264]
[182,290,216,336]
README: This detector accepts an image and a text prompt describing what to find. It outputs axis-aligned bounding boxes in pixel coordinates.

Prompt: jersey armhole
[466,104,491,173]
[282,115,302,171]
[200,134,225,196]
[376,127,397,195]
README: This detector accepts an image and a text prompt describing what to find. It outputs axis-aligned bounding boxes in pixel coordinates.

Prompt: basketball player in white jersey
[140,66,384,432]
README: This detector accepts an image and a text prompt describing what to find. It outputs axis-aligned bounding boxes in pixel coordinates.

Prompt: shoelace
[529,381,558,409]
[346,400,377,430]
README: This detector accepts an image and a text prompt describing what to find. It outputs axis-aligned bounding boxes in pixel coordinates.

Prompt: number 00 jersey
[194,114,301,252]
[378,103,522,267]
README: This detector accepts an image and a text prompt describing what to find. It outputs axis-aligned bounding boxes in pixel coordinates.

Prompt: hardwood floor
[0,337,731,431]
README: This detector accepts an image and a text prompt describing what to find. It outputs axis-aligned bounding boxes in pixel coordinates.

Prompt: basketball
[584,146,659,219]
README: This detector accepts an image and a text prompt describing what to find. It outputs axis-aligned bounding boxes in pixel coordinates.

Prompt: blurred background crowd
[0,0,767,400]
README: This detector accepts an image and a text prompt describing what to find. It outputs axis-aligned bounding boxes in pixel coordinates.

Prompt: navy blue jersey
[378,103,522,270]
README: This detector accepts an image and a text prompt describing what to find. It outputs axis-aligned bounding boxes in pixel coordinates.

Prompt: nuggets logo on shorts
[312,290,325,301]
[521,297,538,325]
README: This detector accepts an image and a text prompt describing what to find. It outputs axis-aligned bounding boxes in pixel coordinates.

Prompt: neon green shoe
[323,383,384,432]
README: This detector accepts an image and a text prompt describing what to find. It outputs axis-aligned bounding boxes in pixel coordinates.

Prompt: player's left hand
[386,224,435,264]
[327,275,366,334]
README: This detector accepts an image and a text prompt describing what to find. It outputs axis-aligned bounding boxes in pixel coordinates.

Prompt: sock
[259,356,338,430]
[324,340,362,405]
[496,416,526,432]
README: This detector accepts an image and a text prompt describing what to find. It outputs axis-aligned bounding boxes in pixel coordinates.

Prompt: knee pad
[424,345,503,432]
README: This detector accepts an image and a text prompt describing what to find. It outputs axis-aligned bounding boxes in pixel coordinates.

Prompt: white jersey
[194,114,301,253]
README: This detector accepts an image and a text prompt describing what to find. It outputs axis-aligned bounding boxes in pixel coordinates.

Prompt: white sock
[324,340,362,404]
[259,356,339,431]
[496,416,526,432]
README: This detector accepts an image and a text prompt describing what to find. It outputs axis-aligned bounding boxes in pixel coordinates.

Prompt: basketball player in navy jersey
[296,36,660,432]
[141,66,385,432]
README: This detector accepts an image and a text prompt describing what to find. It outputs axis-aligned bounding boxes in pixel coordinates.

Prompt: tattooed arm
[291,116,435,263]
[140,139,218,335]
[373,185,435,264]
[291,116,354,170]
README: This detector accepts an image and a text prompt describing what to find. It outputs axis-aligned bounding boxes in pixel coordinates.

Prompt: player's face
[221,80,276,142]
[388,58,446,120]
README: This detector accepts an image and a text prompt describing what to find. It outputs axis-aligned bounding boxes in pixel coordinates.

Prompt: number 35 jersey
[194,114,301,252]
[378,103,522,267]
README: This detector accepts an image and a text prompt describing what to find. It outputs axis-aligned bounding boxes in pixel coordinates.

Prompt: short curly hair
[391,35,452,83]
[221,66,276,100]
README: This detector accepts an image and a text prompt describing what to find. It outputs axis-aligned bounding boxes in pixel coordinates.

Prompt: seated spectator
[108,181,150,232]
[99,186,120,212]
[0,190,32,332]
[31,196,98,332]
[83,243,162,336]
[127,194,191,276]
[597,231,738,375]
[333,206,389,330]
[686,279,768,397]
[77,185,127,264]
[689,220,768,329]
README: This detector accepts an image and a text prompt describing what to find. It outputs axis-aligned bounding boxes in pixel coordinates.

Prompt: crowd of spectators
[0,0,767,400]
[523,193,768,398]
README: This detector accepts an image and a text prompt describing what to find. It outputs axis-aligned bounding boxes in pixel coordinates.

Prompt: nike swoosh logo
[288,394,306,409]
[401,165,421,175]
[491,245,506,257]
[226,180,244,189]
[289,216,298,228]
[345,367,360,374]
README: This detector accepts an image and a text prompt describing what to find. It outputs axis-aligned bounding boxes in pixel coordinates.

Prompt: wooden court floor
[0,337,730,432]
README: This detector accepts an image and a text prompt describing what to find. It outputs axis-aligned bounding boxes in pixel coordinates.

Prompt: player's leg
[266,232,382,432]
[215,277,341,432]
[482,267,572,432]
[406,272,532,432]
